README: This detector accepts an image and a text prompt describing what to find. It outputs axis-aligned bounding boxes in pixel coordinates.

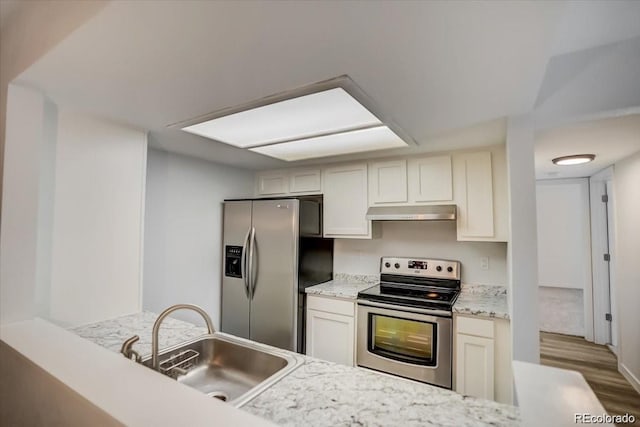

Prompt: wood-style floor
[540,332,640,425]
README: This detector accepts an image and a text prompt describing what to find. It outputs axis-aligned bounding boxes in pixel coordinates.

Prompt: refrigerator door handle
[241,228,251,299]
[249,227,257,299]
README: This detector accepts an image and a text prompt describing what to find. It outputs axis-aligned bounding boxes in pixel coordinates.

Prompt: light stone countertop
[304,273,379,299]
[453,284,510,320]
[307,275,510,321]
[305,280,376,299]
[70,311,520,427]
[244,357,519,427]
[70,311,208,357]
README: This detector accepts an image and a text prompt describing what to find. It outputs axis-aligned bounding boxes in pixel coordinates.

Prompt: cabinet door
[456,333,494,400]
[323,163,370,237]
[257,172,289,195]
[454,152,494,239]
[289,169,321,194]
[408,155,452,202]
[306,308,355,366]
[368,160,407,204]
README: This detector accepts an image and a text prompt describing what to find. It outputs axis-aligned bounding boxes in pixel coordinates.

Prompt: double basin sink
[140,332,303,407]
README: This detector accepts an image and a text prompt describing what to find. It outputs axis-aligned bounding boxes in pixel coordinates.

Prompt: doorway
[589,167,617,351]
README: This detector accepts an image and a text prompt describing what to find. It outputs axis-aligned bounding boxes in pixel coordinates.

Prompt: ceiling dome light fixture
[552,154,596,166]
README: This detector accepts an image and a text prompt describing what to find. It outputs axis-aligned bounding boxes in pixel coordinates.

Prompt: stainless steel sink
[141,332,303,407]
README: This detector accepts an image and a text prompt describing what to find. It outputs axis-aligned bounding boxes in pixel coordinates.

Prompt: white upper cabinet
[256,168,321,196]
[254,145,508,241]
[454,151,494,239]
[408,155,453,203]
[368,160,408,205]
[323,163,371,238]
[289,169,321,194]
[453,148,508,242]
[256,171,289,195]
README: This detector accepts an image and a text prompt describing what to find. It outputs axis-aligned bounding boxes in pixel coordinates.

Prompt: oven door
[356,300,452,389]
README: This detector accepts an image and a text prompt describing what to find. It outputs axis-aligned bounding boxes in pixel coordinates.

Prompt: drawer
[307,295,355,317]
[456,316,494,338]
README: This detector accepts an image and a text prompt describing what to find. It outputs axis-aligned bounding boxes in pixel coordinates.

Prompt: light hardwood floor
[540,332,640,425]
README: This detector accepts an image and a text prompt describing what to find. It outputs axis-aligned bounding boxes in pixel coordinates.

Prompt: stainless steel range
[357,256,461,389]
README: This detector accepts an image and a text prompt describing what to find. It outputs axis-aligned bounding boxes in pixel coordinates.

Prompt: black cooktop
[358,280,460,311]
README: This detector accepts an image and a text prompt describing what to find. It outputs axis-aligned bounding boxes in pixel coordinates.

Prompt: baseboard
[619,362,640,394]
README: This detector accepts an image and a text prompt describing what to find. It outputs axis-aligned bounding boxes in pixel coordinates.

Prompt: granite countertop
[70,311,208,357]
[304,273,378,299]
[453,284,510,320]
[244,358,519,427]
[70,311,519,427]
[308,275,510,320]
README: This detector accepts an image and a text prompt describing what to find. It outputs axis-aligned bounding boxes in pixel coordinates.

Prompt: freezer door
[249,199,299,351]
[221,201,252,339]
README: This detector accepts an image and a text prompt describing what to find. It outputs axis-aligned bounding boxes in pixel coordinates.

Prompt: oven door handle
[357,299,452,318]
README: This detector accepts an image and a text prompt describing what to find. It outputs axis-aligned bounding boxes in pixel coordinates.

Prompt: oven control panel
[380,257,460,280]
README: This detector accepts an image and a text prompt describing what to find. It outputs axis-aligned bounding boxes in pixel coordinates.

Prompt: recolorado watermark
[575,413,636,424]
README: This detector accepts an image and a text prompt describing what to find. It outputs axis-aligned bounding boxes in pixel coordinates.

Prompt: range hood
[365,205,457,221]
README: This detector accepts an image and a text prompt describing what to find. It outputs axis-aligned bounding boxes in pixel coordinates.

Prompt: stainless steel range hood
[365,205,457,221]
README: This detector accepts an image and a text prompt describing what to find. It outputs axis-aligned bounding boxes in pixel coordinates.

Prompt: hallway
[540,332,640,425]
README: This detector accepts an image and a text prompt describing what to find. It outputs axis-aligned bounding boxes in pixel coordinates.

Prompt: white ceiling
[11,1,640,171]
[535,114,640,180]
[535,37,640,130]
[16,1,562,169]
[550,1,640,56]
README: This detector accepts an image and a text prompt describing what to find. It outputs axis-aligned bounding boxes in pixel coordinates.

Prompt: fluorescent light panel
[249,126,407,161]
[182,88,382,148]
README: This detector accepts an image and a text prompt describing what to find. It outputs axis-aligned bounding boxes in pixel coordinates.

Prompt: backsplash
[333,221,507,286]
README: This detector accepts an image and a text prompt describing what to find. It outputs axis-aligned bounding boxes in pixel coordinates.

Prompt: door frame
[589,166,617,347]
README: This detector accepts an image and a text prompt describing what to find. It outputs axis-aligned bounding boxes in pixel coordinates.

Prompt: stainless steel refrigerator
[221,196,333,353]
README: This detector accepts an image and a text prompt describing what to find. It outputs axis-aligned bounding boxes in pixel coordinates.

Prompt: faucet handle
[121,335,141,362]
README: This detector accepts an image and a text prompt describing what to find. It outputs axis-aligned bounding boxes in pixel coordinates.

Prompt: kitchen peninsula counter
[71,311,519,427]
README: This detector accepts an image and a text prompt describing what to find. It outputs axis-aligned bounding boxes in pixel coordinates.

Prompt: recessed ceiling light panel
[249,126,407,161]
[552,154,596,166]
[182,88,381,148]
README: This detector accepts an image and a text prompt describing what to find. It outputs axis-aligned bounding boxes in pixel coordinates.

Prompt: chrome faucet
[151,304,215,371]
[121,335,142,362]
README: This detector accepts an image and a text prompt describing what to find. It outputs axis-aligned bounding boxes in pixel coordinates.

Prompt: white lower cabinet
[456,333,494,399]
[454,315,512,404]
[305,295,356,366]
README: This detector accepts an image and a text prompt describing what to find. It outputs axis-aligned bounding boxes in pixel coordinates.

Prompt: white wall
[334,221,507,285]
[0,1,108,215]
[613,150,640,392]
[143,149,254,327]
[535,179,590,337]
[536,179,591,289]
[48,110,147,327]
[0,85,54,324]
